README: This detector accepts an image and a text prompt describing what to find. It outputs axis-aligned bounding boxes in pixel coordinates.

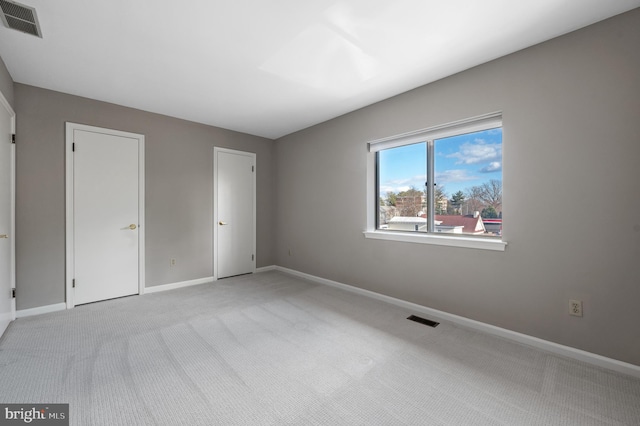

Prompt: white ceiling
[1,1,638,139]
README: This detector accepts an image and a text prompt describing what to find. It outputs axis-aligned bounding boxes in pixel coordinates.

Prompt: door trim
[0,90,15,322]
[212,147,256,280]
[65,123,145,309]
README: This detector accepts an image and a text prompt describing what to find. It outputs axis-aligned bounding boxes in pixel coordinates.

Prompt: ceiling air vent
[0,0,42,38]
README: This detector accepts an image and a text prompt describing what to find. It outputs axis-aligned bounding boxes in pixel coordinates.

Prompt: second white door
[68,124,144,306]
[214,148,256,279]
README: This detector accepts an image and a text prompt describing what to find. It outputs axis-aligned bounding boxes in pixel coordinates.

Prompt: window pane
[377,142,427,232]
[433,128,502,237]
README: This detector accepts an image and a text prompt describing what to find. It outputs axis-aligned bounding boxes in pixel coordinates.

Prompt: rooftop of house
[418,214,487,234]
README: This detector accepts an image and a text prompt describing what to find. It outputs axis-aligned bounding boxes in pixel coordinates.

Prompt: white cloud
[435,169,478,184]
[479,161,502,173]
[380,175,426,194]
[387,178,412,186]
[446,140,501,165]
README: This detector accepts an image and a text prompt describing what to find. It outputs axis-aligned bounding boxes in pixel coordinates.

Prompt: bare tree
[464,185,485,214]
[434,185,447,215]
[479,179,502,211]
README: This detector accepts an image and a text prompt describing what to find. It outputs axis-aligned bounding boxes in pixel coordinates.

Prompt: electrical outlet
[288,249,292,256]
[170,258,176,267]
[569,299,583,317]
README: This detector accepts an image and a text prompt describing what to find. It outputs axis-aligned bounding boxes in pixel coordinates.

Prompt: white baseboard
[15,278,214,318]
[144,277,213,294]
[255,265,277,273]
[269,265,640,379]
[16,303,66,318]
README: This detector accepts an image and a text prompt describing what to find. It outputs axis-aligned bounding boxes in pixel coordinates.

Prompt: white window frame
[364,112,507,251]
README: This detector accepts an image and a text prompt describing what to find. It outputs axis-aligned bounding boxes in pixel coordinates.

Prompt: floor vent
[407,315,439,328]
[0,0,42,38]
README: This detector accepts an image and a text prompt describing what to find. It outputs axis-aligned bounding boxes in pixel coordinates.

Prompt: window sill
[363,230,507,251]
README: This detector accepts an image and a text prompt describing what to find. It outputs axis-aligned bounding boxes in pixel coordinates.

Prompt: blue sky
[378,128,502,199]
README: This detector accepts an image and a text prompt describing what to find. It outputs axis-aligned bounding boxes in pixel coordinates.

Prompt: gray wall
[15,84,274,310]
[274,9,640,365]
[0,55,13,109]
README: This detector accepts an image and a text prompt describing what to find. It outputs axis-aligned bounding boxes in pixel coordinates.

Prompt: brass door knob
[129,224,137,230]
[218,221,227,226]
[0,234,8,239]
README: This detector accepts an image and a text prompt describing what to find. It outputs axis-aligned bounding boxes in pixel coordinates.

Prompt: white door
[214,148,256,279]
[67,124,144,306]
[0,94,15,335]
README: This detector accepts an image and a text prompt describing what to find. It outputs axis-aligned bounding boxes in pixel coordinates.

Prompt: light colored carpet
[1,271,639,425]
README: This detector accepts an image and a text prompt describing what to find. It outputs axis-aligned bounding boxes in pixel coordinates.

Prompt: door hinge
[11,288,15,298]
[11,134,15,144]
[72,279,76,288]
[72,143,75,152]
[251,254,254,261]
[251,165,254,172]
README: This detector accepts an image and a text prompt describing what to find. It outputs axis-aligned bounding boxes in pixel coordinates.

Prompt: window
[366,113,506,251]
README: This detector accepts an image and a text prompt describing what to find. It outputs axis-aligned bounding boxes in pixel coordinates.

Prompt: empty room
[0,1,639,425]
